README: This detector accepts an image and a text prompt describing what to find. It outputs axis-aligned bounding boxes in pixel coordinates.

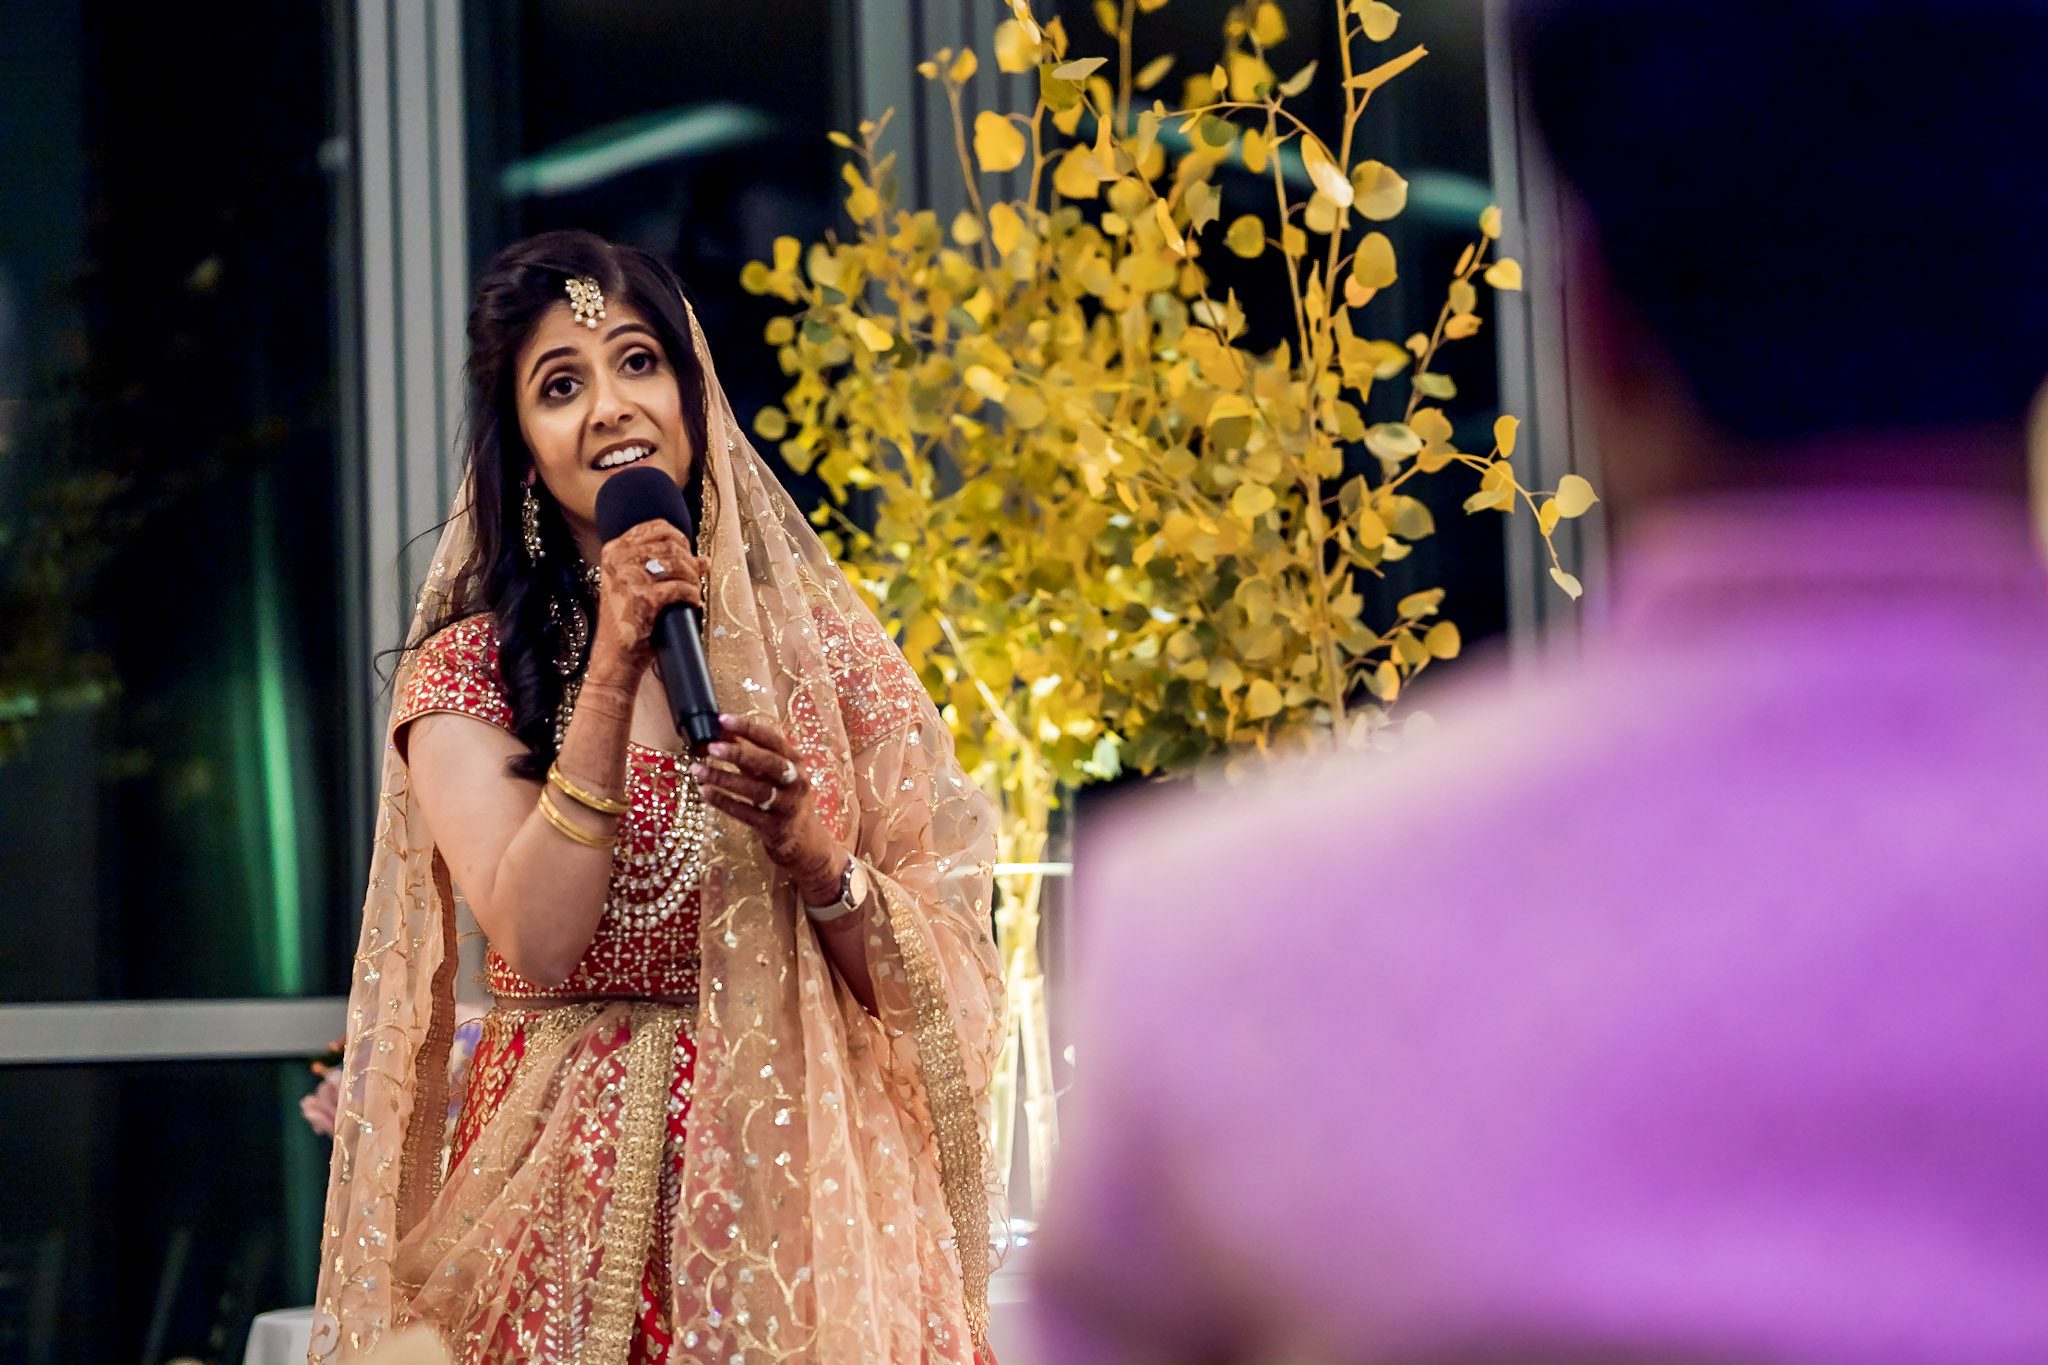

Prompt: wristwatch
[805,855,868,923]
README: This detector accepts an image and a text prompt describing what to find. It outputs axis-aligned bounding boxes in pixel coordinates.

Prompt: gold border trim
[396,852,462,1238]
[397,1003,600,1283]
[583,1003,684,1363]
[881,881,993,1344]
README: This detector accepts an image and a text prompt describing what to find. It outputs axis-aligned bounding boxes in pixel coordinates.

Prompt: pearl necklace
[607,755,712,931]
[551,561,709,928]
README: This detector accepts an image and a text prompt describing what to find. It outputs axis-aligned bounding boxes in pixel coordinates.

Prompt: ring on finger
[776,759,799,788]
[644,557,667,577]
[752,787,777,813]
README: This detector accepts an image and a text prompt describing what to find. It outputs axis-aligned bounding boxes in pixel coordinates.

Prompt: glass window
[0,1059,329,1363]
[465,0,846,507]
[0,1,355,1001]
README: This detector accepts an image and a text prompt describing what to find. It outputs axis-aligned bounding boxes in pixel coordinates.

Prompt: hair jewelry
[565,276,606,329]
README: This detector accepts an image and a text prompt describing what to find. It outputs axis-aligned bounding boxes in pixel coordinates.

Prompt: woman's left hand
[694,713,846,905]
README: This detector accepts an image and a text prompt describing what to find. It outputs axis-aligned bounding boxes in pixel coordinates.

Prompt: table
[243,1307,314,1365]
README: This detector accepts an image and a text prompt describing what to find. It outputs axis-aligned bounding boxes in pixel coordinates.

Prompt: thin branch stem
[937,612,1031,749]
[942,78,998,274]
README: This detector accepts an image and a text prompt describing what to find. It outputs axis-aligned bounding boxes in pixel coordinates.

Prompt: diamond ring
[777,760,799,788]
[753,787,777,813]
[644,558,667,577]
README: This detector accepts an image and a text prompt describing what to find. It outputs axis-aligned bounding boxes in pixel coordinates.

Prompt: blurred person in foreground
[1031,1,2048,1361]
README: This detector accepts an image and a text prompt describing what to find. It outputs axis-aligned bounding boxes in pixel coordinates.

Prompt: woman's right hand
[586,520,710,690]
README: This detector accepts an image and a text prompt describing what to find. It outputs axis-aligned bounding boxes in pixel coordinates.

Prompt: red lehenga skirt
[446,1004,699,1363]
[421,1002,997,1364]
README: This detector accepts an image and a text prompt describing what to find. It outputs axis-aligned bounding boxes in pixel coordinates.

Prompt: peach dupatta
[311,298,1004,1362]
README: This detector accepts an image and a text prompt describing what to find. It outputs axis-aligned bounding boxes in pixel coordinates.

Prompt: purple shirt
[1033,489,2048,1363]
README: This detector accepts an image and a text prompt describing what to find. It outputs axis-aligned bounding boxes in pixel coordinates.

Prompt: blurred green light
[252,474,304,995]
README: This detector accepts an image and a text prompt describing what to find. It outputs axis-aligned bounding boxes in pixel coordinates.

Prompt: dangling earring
[521,480,544,562]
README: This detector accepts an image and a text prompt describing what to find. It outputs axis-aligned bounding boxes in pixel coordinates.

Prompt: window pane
[466,0,843,505]
[0,1059,329,1363]
[0,2,354,1000]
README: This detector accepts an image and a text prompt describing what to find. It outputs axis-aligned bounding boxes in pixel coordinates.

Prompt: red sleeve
[392,616,516,752]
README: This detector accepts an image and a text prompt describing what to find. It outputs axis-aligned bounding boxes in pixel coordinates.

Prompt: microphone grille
[593,465,694,541]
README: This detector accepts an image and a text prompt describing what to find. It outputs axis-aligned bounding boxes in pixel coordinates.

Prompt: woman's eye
[623,350,658,375]
[544,375,578,400]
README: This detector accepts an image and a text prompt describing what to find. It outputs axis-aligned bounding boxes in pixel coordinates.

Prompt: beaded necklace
[549,562,709,927]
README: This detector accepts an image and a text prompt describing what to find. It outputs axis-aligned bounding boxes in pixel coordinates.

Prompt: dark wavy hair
[1518,0,2048,445]
[407,229,710,779]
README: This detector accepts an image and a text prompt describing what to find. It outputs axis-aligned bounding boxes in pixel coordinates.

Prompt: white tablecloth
[245,1265,1045,1363]
[243,1306,314,1365]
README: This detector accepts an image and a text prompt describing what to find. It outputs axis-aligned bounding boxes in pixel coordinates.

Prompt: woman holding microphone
[312,231,1003,1365]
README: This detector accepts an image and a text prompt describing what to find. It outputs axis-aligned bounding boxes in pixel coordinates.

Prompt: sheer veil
[311,296,1004,1363]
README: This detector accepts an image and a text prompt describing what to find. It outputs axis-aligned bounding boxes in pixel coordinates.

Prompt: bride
[311,230,1004,1364]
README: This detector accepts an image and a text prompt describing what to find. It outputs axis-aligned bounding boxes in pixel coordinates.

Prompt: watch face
[845,859,870,906]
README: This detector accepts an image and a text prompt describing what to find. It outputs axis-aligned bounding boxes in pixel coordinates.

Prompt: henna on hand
[586,520,709,686]
[692,711,848,902]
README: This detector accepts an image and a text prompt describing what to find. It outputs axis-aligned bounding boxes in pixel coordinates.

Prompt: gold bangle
[547,760,630,815]
[537,786,616,849]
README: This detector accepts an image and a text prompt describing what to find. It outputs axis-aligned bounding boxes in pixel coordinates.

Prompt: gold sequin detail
[583,1003,686,1363]
[391,616,516,735]
[883,879,993,1345]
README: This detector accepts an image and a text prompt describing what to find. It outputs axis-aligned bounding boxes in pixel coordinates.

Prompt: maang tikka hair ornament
[565,275,606,329]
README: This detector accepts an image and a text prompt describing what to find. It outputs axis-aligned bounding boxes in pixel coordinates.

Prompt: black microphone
[593,466,722,747]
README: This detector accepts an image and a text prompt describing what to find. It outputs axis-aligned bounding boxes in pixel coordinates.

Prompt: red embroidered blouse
[392,616,702,1000]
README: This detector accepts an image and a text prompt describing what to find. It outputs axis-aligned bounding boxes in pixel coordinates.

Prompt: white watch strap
[803,896,860,923]
[803,857,865,922]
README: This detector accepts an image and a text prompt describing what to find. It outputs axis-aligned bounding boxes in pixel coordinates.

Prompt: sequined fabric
[417,1005,699,1364]
[393,616,703,1002]
[312,294,1004,1365]
[397,1001,685,1362]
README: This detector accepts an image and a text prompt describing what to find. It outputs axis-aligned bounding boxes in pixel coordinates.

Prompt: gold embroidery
[447,1010,527,1164]
[397,855,462,1238]
[583,1003,684,1363]
[882,880,993,1345]
[400,1004,600,1279]
[392,616,516,735]
[814,607,929,753]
